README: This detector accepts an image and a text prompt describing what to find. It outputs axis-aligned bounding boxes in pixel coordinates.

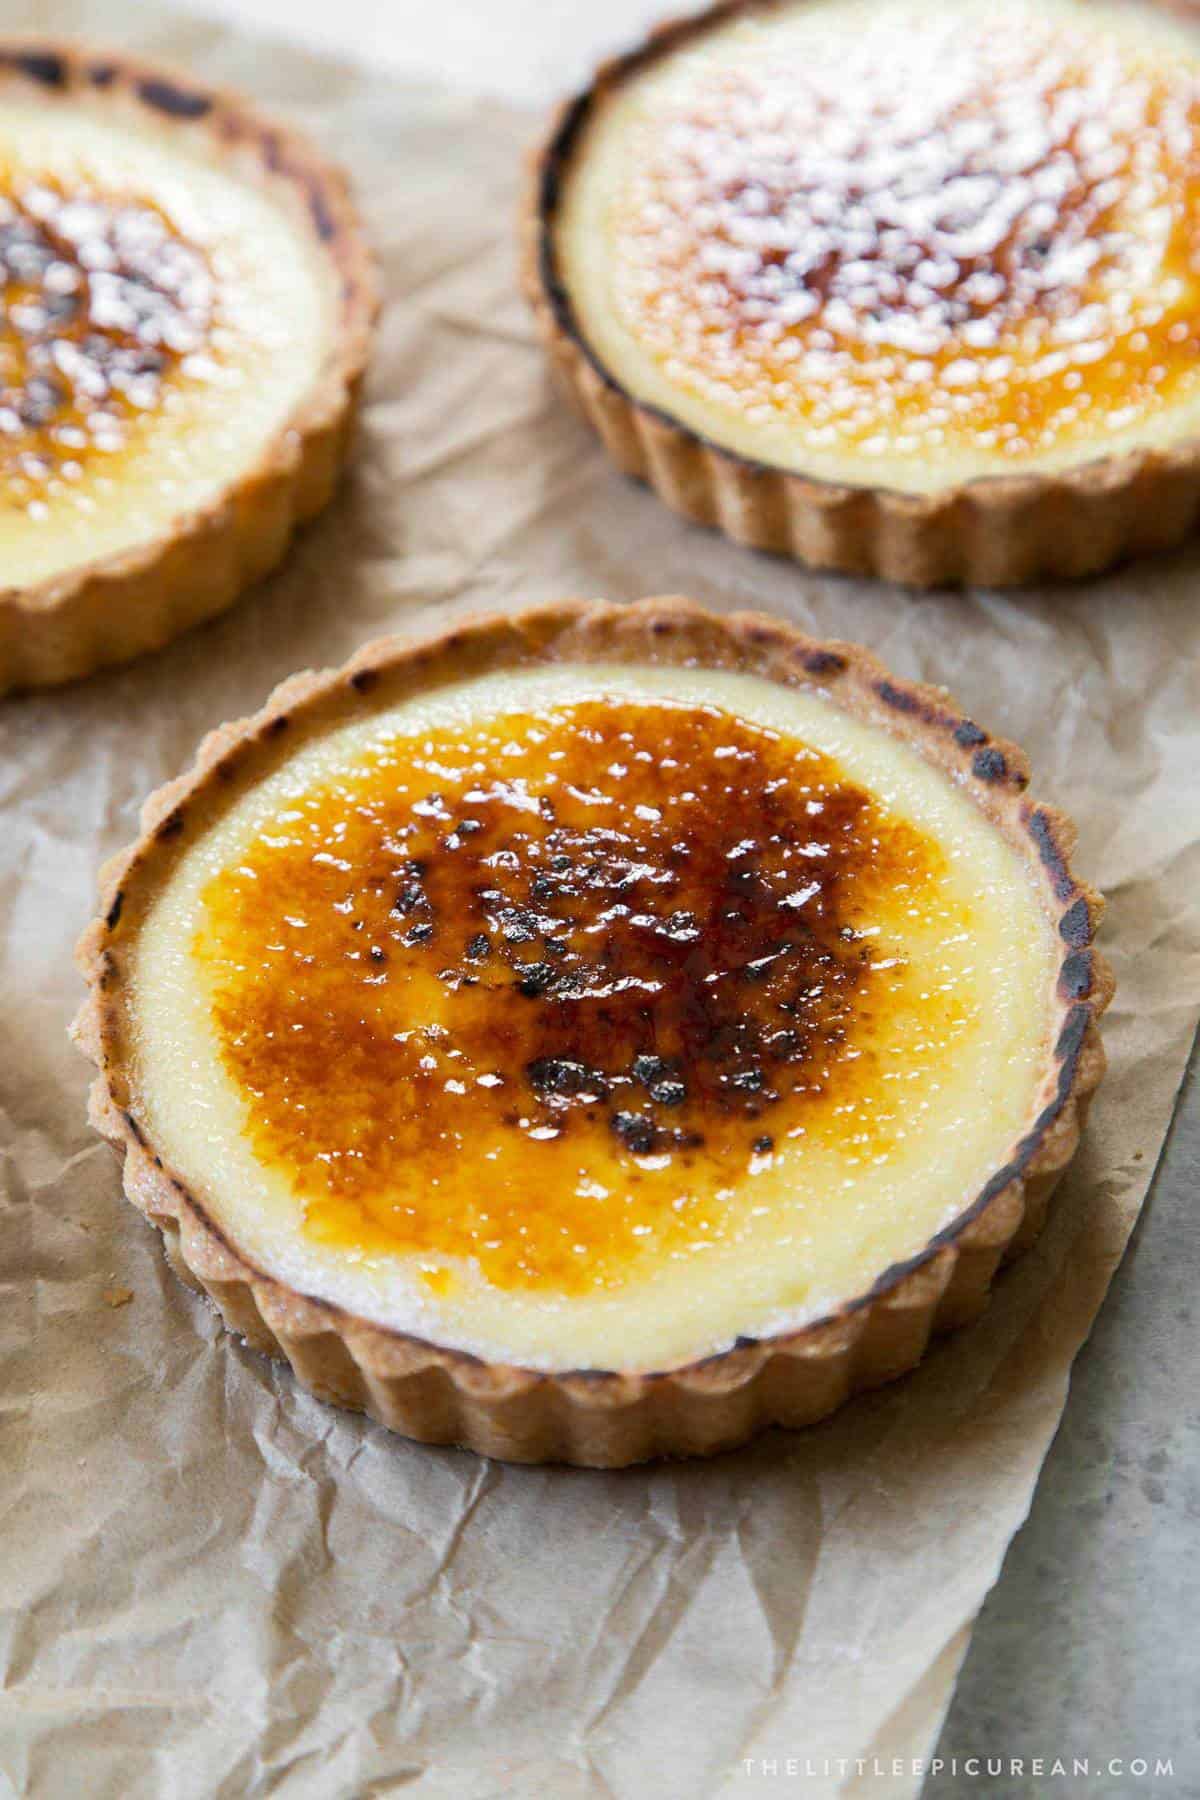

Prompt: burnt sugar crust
[522,0,1200,588]
[0,40,377,693]
[72,598,1112,1465]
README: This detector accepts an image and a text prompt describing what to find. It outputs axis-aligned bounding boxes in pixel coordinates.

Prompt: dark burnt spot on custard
[529,1056,610,1102]
[611,1109,657,1154]
[0,178,212,494]
[196,696,950,1294]
[515,960,559,998]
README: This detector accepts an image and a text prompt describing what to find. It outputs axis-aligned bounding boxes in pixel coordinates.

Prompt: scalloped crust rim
[523,0,1200,589]
[0,39,378,693]
[73,598,1113,1464]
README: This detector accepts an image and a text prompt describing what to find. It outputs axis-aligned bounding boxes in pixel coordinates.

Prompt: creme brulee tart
[526,0,1200,585]
[0,45,375,693]
[73,599,1110,1465]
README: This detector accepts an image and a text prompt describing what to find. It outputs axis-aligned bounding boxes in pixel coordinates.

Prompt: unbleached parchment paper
[2,2,1199,1795]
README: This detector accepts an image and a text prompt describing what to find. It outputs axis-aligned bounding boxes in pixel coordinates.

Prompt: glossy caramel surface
[0,177,211,508]
[195,696,976,1299]
[574,0,1200,473]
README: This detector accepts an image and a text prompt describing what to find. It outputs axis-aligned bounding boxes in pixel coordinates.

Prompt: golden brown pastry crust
[0,41,377,693]
[521,0,1200,589]
[73,597,1112,1465]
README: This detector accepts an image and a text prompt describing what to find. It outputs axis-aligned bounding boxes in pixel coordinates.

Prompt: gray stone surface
[931,1034,1200,1799]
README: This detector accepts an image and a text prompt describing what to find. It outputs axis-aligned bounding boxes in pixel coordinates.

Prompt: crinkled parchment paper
[2,2,1199,1795]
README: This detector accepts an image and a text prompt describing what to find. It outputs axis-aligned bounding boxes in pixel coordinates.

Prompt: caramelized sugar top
[607,7,1200,462]
[196,698,973,1298]
[0,178,211,509]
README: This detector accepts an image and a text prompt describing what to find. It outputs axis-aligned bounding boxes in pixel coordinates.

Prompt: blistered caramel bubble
[612,9,1200,462]
[197,699,971,1296]
[0,179,211,504]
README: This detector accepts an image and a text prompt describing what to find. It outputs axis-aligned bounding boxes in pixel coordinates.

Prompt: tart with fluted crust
[73,598,1110,1466]
[525,0,1200,586]
[0,43,375,694]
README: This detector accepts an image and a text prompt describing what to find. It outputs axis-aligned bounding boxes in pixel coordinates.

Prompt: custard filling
[556,0,1200,489]
[0,101,334,583]
[127,666,1059,1370]
[0,181,211,488]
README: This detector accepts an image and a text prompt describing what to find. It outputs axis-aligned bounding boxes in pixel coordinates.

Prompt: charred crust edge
[954,720,987,748]
[801,648,846,678]
[971,746,1008,783]
[1058,949,1094,1000]
[875,678,921,716]
[0,41,369,264]
[1027,804,1078,901]
[1059,895,1092,947]
[137,77,212,119]
[2,49,66,87]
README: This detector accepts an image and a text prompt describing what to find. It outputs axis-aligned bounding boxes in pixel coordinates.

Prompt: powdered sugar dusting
[610,3,1200,461]
[0,181,213,509]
